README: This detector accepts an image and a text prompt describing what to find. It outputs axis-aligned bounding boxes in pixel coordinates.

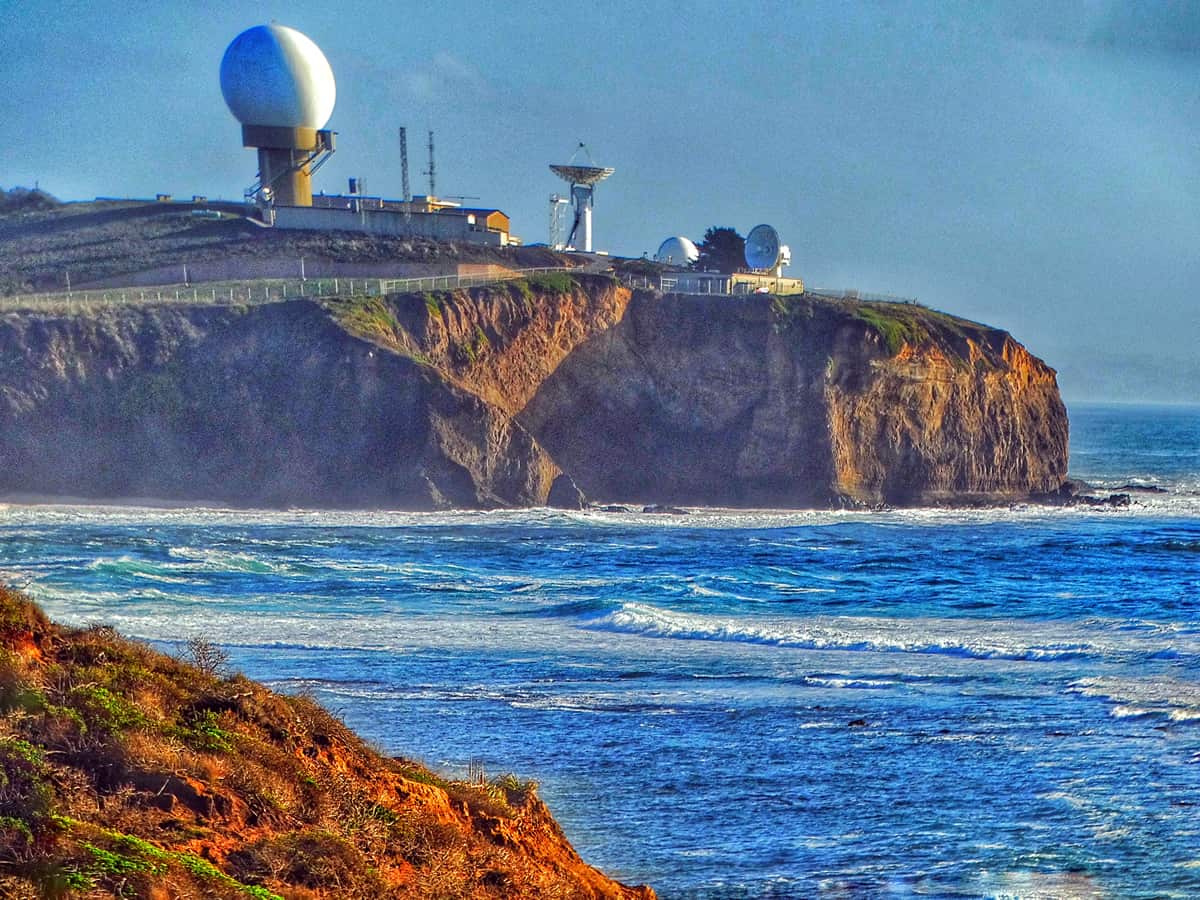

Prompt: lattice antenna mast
[549,194,570,250]
[424,129,436,197]
[398,126,412,222]
[399,127,411,202]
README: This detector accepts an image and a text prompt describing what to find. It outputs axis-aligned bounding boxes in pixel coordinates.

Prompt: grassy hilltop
[0,586,653,899]
[0,189,570,296]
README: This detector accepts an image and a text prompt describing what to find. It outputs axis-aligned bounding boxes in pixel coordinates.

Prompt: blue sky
[2,0,1198,403]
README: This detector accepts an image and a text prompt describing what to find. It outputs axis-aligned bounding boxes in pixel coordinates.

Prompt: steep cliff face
[824,328,1067,505]
[492,287,1064,507]
[0,275,1068,509]
[0,302,560,508]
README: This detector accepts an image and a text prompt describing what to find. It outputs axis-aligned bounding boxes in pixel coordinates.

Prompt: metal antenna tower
[549,194,570,250]
[399,127,411,202]
[424,129,436,197]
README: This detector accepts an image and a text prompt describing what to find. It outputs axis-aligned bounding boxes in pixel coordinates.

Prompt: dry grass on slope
[0,586,653,899]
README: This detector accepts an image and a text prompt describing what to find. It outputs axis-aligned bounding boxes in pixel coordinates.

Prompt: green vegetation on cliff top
[770,292,1002,362]
[326,274,583,369]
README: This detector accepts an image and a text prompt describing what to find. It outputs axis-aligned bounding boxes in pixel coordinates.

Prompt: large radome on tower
[220,24,337,207]
[220,24,336,130]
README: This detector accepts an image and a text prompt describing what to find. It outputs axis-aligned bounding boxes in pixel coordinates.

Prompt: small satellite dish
[744,224,782,271]
[779,244,792,268]
[655,236,699,266]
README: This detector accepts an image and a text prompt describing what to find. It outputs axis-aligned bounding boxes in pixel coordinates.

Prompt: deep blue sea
[2,402,1198,898]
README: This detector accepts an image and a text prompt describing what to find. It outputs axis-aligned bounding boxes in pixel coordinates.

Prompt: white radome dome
[220,24,335,129]
[655,236,699,266]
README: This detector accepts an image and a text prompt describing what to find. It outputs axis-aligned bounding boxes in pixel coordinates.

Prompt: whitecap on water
[579,603,1197,664]
[1068,676,1200,725]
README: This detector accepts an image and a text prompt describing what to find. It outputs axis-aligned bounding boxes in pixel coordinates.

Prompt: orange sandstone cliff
[0,274,1067,508]
[0,586,655,899]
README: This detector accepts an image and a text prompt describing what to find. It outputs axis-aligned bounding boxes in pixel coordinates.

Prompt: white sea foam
[168,546,288,575]
[971,869,1106,899]
[802,675,898,689]
[1110,705,1157,719]
[1068,676,1200,724]
[3,492,1200,532]
[578,603,1196,663]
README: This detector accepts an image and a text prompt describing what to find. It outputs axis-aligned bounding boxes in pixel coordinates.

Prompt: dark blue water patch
[1067,401,1200,486]
[514,597,616,618]
[266,642,1196,899]
[7,511,1200,623]
[1160,540,1200,553]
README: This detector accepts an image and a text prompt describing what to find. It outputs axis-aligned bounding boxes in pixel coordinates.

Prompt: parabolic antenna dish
[220,24,336,129]
[744,224,782,270]
[550,165,615,187]
[655,236,699,266]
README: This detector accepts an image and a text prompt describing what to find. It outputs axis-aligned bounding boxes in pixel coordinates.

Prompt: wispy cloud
[400,52,493,102]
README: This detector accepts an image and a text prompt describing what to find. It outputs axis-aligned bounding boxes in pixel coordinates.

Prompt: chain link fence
[380,266,572,294]
[617,273,919,305]
[0,267,577,315]
[2,268,919,314]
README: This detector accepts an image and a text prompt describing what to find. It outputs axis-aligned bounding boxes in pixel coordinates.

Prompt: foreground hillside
[0,272,1068,508]
[0,586,654,899]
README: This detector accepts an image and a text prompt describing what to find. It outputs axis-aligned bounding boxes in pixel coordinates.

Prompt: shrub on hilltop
[0,187,61,215]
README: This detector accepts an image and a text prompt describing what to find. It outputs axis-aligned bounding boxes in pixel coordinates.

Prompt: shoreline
[0,478,1175,519]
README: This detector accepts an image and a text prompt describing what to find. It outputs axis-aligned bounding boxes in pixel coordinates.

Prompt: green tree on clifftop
[693,226,745,273]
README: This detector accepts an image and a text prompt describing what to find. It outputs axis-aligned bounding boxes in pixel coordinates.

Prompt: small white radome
[655,236,699,266]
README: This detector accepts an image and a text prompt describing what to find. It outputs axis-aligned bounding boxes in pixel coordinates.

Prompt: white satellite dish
[655,236,699,266]
[744,224,782,271]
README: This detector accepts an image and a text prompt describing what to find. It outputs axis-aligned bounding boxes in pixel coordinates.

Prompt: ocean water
[1,401,1198,898]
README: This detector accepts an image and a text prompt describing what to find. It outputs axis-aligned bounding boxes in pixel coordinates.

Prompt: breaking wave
[578,603,1198,664]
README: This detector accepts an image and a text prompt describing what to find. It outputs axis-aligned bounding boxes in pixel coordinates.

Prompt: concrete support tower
[572,184,596,253]
[241,125,334,206]
[221,24,337,207]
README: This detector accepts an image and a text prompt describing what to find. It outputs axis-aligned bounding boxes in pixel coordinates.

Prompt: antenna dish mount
[549,143,614,252]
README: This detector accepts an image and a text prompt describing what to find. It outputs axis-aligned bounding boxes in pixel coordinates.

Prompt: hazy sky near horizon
[2,0,1198,403]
